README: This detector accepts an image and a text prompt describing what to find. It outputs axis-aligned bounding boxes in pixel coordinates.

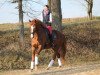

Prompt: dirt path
[0,63,100,75]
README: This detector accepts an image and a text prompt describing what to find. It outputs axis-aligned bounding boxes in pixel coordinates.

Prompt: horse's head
[29,19,43,28]
[29,19,43,38]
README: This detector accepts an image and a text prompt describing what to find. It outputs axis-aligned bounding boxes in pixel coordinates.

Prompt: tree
[18,0,24,50]
[48,0,51,11]
[11,0,18,3]
[85,0,93,20]
[11,0,24,50]
[51,0,62,32]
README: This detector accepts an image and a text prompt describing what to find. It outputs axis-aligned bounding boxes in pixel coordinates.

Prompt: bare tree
[85,0,93,20]
[18,0,24,50]
[11,0,24,50]
[51,0,62,32]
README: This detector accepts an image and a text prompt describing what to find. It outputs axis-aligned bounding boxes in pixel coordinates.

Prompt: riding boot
[52,31,57,39]
[51,31,57,47]
[45,28,51,43]
[49,34,53,47]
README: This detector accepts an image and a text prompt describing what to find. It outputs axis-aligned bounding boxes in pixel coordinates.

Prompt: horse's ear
[29,19,31,22]
[28,19,32,26]
[34,19,37,23]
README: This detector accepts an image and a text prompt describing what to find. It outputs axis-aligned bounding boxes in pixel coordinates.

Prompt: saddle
[44,26,57,45]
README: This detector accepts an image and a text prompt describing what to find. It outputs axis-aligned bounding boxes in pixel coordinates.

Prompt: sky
[0,0,100,24]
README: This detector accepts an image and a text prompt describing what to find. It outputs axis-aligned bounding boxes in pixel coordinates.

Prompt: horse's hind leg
[60,46,66,65]
[56,52,62,68]
[57,45,66,68]
[46,51,56,70]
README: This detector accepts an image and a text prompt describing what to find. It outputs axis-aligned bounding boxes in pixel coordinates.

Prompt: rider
[42,5,53,44]
[42,5,51,26]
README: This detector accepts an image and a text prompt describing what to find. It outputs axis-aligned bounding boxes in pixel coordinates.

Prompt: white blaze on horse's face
[31,25,35,38]
[31,25,35,33]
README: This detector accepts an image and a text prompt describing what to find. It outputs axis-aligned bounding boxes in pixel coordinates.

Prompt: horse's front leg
[30,46,35,71]
[35,45,42,70]
[30,45,42,71]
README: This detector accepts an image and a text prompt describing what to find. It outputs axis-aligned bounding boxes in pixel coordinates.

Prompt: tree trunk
[48,0,51,11]
[51,0,62,32]
[86,0,93,20]
[18,0,24,50]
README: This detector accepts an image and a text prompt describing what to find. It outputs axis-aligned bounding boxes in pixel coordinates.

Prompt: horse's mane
[31,19,44,27]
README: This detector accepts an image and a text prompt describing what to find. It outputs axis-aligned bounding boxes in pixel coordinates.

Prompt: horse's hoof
[57,66,62,68]
[35,69,37,71]
[46,67,50,70]
[35,66,38,71]
[30,69,33,72]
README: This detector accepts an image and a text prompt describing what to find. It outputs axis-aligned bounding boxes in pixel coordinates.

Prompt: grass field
[0,17,100,70]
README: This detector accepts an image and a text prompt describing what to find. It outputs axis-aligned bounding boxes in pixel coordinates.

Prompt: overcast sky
[0,0,100,24]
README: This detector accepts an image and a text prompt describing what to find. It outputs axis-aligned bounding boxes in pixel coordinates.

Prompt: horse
[28,19,66,70]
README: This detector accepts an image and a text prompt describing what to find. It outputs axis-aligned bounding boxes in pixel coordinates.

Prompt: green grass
[0,17,100,70]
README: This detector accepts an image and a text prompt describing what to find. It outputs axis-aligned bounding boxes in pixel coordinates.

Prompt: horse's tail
[61,35,66,64]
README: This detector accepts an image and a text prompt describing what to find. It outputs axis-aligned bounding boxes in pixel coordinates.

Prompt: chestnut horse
[29,19,66,70]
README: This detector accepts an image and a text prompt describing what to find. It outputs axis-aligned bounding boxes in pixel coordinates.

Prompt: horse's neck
[35,27,44,37]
